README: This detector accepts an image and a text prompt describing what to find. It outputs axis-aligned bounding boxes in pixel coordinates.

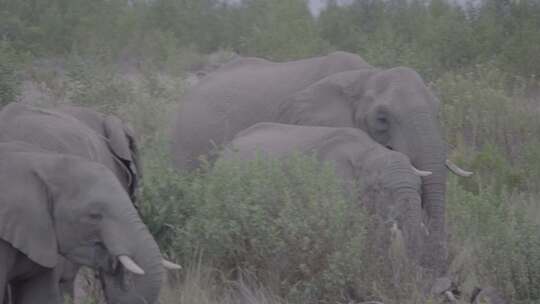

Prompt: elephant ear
[277,69,374,127]
[0,151,58,268]
[103,115,141,196]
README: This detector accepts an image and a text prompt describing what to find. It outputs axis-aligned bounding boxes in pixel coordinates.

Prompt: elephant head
[278,67,472,275]
[0,142,164,304]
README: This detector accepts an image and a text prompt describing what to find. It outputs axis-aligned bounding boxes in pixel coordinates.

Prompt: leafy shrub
[447,178,540,303]
[238,0,330,61]
[65,54,134,112]
[436,64,540,193]
[0,41,23,106]
[167,154,366,304]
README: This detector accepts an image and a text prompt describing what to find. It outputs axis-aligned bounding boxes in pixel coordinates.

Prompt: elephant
[0,102,140,203]
[0,103,180,303]
[0,141,164,304]
[220,123,431,270]
[171,51,472,275]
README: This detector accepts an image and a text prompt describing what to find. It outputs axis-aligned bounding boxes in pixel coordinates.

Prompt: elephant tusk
[411,165,432,177]
[444,290,457,302]
[421,222,429,236]
[118,255,145,275]
[445,160,473,177]
[162,259,182,270]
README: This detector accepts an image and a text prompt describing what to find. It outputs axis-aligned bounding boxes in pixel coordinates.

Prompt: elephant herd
[0,51,504,304]
[173,51,472,277]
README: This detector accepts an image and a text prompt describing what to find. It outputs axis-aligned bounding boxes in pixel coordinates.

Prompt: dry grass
[160,260,284,304]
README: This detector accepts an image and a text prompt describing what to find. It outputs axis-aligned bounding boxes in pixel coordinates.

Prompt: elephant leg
[11,269,61,304]
[0,241,14,304]
[0,279,6,304]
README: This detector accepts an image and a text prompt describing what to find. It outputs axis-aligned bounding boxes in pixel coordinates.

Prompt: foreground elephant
[172,51,471,274]
[221,123,430,268]
[0,103,180,303]
[0,141,163,304]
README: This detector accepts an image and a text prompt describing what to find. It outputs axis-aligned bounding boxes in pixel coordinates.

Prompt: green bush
[167,154,366,304]
[447,178,540,303]
[436,64,540,193]
[64,54,134,112]
[238,0,330,61]
[0,41,23,106]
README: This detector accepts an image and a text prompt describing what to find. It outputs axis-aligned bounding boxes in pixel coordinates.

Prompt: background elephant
[0,141,164,304]
[220,123,428,271]
[172,51,369,170]
[172,52,472,275]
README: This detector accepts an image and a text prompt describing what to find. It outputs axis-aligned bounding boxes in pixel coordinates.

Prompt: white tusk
[446,160,473,177]
[421,222,430,236]
[444,290,457,302]
[162,259,182,270]
[118,255,145,275]
[411,165,432,177]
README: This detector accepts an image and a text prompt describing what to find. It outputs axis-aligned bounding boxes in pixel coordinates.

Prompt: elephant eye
[88,212,103,221]
[375,115,389,131]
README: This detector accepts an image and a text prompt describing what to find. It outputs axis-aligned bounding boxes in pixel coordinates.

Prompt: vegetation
[1,0,540,303]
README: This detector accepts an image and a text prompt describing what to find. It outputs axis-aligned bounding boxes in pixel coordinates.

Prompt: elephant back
[0,103,110,164]
[172,52,370,170]
[224,123,376,185]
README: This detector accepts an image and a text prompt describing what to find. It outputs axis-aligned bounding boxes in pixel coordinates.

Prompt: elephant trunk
[408,112,448,276]
[101,208,164,304]
[383,162,424,265]
[394,189,424,265]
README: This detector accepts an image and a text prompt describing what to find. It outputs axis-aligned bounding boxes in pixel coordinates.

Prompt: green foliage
[139,155,188,251]
[447,179,540,303]
[169,154,365,303]
[64,54,135,112]
[237,0,329,60]
[0,40,24,105]
[436,64,540,194]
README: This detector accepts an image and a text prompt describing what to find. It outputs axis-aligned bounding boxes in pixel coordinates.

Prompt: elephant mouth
[63,242,115,271]
[100,263,138,293]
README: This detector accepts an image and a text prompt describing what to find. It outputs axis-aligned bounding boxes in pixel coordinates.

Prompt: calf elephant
[171,51,471,275]
[0,141,164,304]
[0,103,180,303]
[220,123,430,268]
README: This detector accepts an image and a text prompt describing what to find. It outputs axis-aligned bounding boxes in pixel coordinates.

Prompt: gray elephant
[220,123,432,270]
[171,51,472,275]
[0,103,180,303]
[0,102,140,203]
[0,141,164,304]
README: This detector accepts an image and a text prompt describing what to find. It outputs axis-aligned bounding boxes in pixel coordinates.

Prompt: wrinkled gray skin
[221,123,425,267]
[0,141,163,304]
[0,103,141,203]
[172,51,448,275]
[0,103,151,303]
